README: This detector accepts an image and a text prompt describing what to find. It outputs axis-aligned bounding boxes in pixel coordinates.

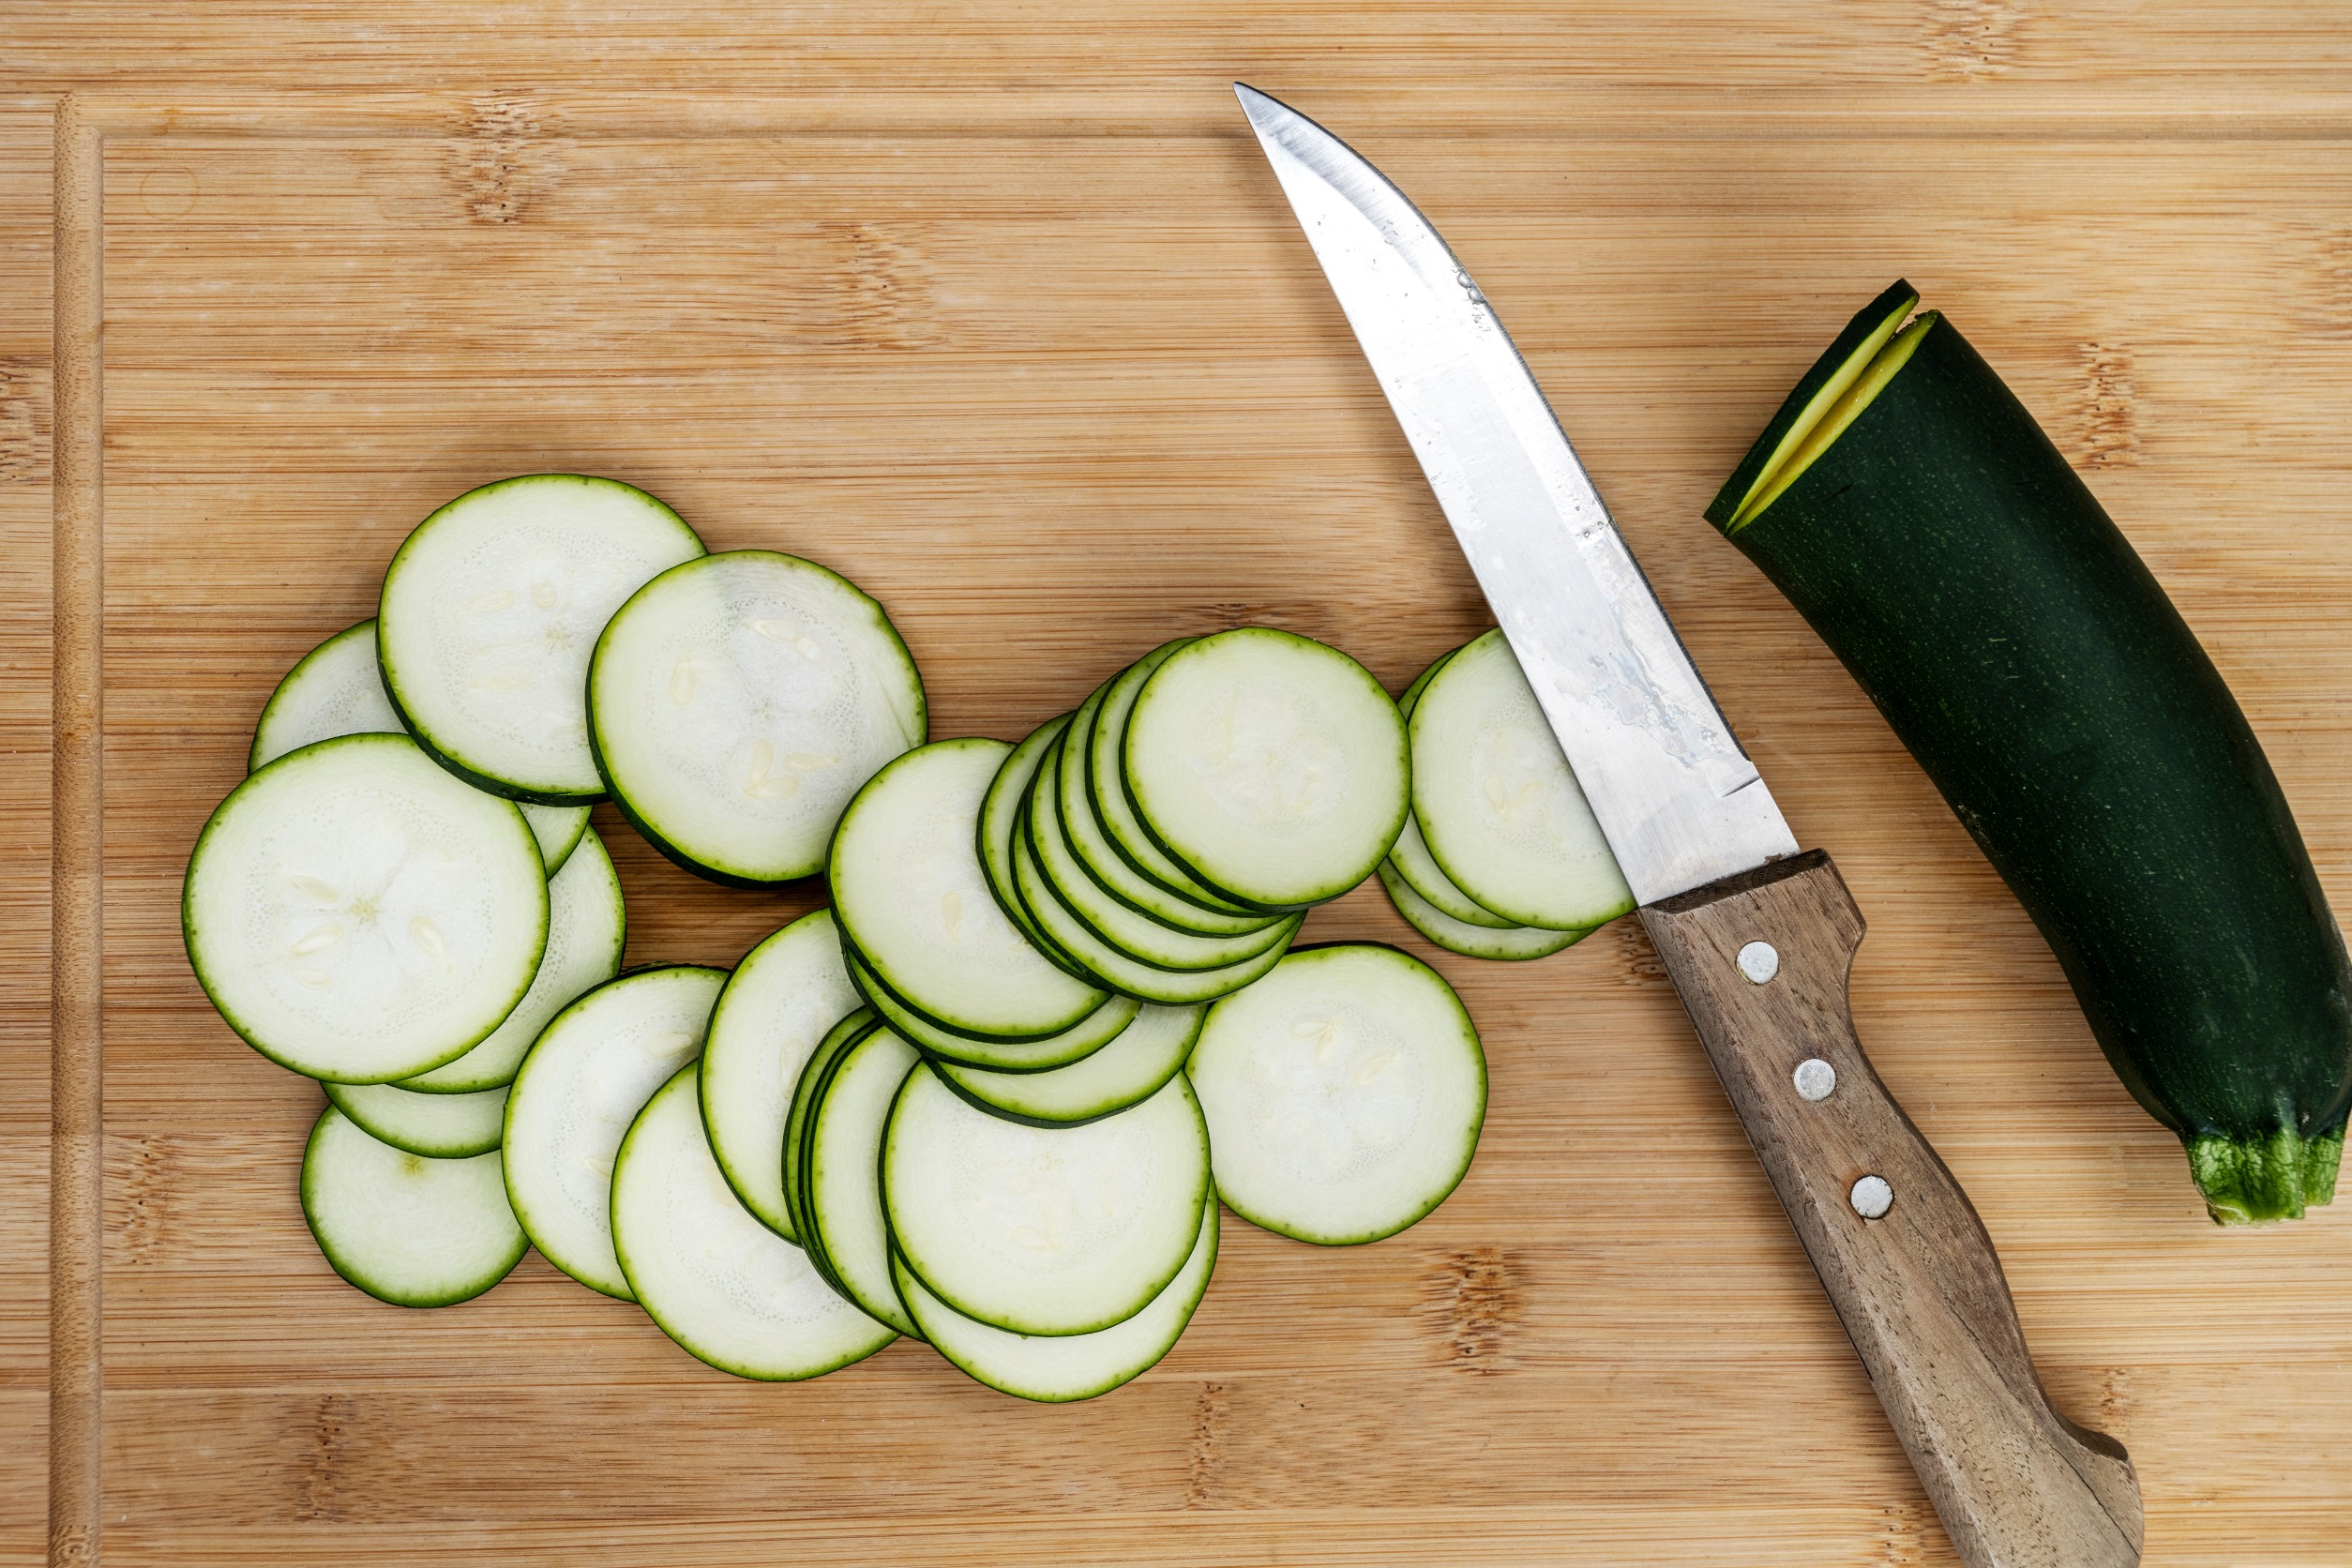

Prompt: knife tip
[1232,82,1286,126]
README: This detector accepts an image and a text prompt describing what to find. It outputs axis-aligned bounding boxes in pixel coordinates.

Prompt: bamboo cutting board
[7,7,2352,1564]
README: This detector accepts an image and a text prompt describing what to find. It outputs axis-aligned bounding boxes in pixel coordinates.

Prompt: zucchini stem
[2187,1125,2344,1225]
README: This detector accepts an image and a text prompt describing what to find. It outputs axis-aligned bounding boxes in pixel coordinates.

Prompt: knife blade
[1236,83,1793,904]
[1237,83,2142,1568]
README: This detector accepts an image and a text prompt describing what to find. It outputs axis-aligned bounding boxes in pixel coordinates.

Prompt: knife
[1237,84,2143,1568]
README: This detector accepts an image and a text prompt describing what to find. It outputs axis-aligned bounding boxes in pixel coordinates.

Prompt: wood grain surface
[6,7,2352,1565]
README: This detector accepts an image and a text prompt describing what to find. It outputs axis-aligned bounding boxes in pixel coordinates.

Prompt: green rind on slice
[184,733,550,1084]
[249,618,590,876]
[397,829,627,1093]
[1012,824,1300,1006]
[377,473,707,804]
[1705,278,1919,529]
[1408,629,1634,932]
[1386,647,1514,927]
[805,1027,925,1336]
[502,964,726,1300]
[1187,944,1486,1245]
[1024,735,1295,973]
[1086,641,1265,917]
[249,620,402,773]
[894,1189,1218,1402]
[934,1003,1204,1127]
[832,739,1108,1040]
[976,714,1097,981]
[1394,645,1455,713]
[588,550,926,888]
[1384,647,1521,927]
[521,806,593,876]
[1377,862,1590,962]
[782,1008,882,1259]
[700,909,865,1239]
[789,1034,864,1304]
[300,1107,527,1308]
[1058,682,1279,938]
[1386,812,1515,928]
[1123,628,1408,910]
[883,1065,1211,1337]
[847,946,1138,1071]
[324,1080,509,1159]
[612,1066,897,1380]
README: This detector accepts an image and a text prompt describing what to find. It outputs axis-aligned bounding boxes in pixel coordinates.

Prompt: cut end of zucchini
[1727,309,1938,536]
[1706,279,1920,534]
[2188,1125,2343,1225]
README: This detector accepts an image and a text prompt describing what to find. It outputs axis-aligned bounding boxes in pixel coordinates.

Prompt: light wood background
[7,7,2352,1565]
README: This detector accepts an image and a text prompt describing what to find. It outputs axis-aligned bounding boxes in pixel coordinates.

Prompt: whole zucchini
[1708,284,2352,1223]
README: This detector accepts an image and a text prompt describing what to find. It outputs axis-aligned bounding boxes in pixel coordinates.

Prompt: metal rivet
[1850,1175,1894,1220]
[1737,941,1780,984]
[1793,1058,1837,1102]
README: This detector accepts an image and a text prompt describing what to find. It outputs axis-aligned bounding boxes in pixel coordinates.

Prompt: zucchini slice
[1085,642,1264,917]
[1383,646,1515,928]
[378,474,706,804]
[324,1080,508,1159]
[832,740,1108,1041]
[612,1065,897,1380]
[1186,944,1486,1244]
[883,1066,1211,1336]
[803,1026,924,1336]
[502,964,726,1298]
[1011,825,1300,1006]
[975,714,1096,979]
[1395,645,1451,708]
[894,1187,1217,1402]
[1711,287,2352,1222]
[395,829,627,1093]
[847,947,1138,1071]
[524,807,593,882]
[249,619,402,773]
[1408,629,1633,932]
[300,1106,526,1308]
[1123,628,1408,910]
[184,733,549,1084]
[934,1003,1204,1127]
[1385,813,1515,929]
[1024,734,1295,972]
[1376,862,1591,962]
[251,618,591,874]
[588,550,926,887]
[782,1008,882,1268]
[1056,684,1279,938]
[699,909,865,1239]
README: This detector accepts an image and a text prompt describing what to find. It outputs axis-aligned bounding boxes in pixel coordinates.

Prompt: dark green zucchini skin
[1720,310,2351,1223]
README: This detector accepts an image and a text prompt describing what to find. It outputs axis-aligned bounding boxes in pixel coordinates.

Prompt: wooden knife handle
[1639,849,2143,1568]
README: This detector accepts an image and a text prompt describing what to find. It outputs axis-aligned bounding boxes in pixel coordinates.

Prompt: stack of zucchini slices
[187,475,927,1311]
[847,628,1407,1036]
[1374,629,1636,958]
[188,472,1618,1401]
[677,915,1487,1400]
